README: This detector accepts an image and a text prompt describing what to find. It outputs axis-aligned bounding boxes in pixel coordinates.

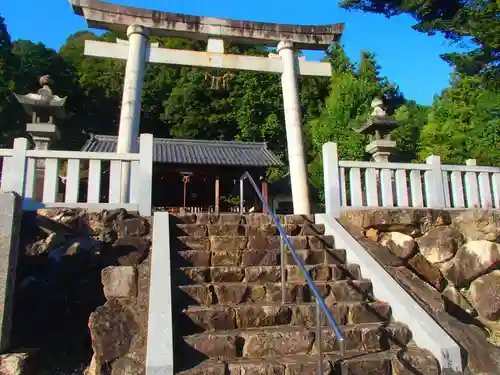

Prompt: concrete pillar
[117,24,150,203]
[0,192,22,352]
[277,40,310,214]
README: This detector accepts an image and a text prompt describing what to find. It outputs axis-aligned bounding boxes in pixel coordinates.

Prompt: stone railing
[322,143,500,217]
[0,134,153,215]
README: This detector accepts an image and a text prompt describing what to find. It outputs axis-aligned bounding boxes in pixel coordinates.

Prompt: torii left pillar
[117,25,150,203]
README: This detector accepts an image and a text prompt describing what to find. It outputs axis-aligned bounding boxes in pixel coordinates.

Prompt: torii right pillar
[278,40,311,215]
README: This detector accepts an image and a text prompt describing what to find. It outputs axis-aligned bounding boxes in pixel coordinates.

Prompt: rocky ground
[10,209,151,375]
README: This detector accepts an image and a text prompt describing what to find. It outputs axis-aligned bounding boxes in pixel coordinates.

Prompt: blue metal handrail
[240,172,345,371]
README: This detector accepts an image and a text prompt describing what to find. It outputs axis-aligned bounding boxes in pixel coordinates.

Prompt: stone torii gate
[69,0,344,214]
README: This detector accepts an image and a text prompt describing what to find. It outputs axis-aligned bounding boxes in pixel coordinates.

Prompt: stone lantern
[356,98,398,162]
[14,75,66,157]
[14,75,67,200]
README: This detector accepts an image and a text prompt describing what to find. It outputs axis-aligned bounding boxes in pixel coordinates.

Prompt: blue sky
[1,0,464,105]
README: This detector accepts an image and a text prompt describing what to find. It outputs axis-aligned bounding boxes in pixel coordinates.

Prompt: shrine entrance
[70,0,343,214]
[82,134,281,213]
[152,167,254,214]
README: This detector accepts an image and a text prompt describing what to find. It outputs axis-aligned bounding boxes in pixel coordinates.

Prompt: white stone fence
[323,142,500,217]
[0,134,153,215]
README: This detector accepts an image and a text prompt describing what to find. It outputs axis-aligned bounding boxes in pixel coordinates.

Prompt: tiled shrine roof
[82,134,282,167]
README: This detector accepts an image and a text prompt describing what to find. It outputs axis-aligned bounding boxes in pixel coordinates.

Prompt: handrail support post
[316,299,323,375]
[280,235,286,304]
[238,171,345,362]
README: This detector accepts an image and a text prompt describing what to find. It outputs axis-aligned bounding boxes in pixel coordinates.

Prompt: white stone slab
[315,213,463,373]
[0,193,22,352]
[146,212,174,375]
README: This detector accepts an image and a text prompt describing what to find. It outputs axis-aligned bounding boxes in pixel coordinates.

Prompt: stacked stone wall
[12,208,151,375]
[341,209,500,374]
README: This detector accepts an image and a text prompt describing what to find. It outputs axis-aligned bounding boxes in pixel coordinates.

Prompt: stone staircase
[169,213,439,375]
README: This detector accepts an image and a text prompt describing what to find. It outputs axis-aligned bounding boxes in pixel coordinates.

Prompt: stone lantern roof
[356,98,399,141]
[13,75,67,124]
[357,98,399,163]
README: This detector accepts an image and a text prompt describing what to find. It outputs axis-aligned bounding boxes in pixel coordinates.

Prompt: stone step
[175,346,439,375]
[173,265,362,284]
[171,213,316,227]
[172,248,347,267]
[172,223,326,237]
[174,354,342,375]
[171,235,335,251]
[180,323,411,360]
[176,280,374,307]
[177,301,392,332]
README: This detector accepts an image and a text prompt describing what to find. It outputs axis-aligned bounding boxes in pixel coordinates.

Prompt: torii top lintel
[69,0,344,50]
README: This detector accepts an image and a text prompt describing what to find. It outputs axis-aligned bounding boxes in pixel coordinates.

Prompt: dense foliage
[339,0,500,166]
[340,0,500,86]
[0,13,498,205]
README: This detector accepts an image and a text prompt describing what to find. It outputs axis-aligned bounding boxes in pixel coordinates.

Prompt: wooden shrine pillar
[215,175,220,213]
[261,178,269,213]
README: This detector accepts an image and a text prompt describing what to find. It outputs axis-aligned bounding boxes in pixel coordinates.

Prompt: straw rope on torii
[204,72,236,90]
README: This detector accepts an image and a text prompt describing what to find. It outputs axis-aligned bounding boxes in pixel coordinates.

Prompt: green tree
[310,45,403,160]
[60,31,125,143]
[340,0,500,84]
[308,44,408,204]
[164,67,226,139]
[419,74,500,165]
[0,15,17,146]
[391,101,428,162]
[12,40,74,96]
[11,39,86,149]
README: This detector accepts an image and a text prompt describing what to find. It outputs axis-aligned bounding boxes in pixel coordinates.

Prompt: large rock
[380,232,417,259]
[416,226,462,264]
[469,270,500,321]
[89,300,139,363]
[341,209,451,236]
[113,236,150,266]
[392,347,440,375]
[442,285,476,316]
[392,266,500,374]
[0,352,36,375]
[407,254,445,291]
[111,357,144,375]
[439,240,500,287]
[114,216,150,238]
[364,228,380,242]
[102,266,138,299]
[17,209,152,375]
[452,211,500,242]
[342,210,420,229]
[346,224,405,267]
